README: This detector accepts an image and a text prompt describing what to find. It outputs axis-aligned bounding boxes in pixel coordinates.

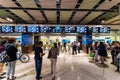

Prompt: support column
[81,28,93,54]
[22,33,33,53]
[77,34,82,50]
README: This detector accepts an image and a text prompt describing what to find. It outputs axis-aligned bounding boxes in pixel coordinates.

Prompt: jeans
[6,61,16,78]
[50,59,57,77]
[94,50,98,60]
[35,58,42,79]
[78,47,80,53]
[116,58,120,71]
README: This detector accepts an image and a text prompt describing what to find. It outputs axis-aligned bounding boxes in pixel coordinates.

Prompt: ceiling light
[101,20,105,23]
[6,17,13,22]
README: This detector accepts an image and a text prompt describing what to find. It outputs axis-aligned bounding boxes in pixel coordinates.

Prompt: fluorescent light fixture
[6,17,13,22]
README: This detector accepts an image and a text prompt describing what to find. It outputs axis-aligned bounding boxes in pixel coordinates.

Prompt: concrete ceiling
[0,0,119,25]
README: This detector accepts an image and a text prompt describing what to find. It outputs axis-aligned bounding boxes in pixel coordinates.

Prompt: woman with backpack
[6,39,18,80]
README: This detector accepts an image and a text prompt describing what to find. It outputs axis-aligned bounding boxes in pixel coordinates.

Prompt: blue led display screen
[91,27,99,33]
[99,27,110,33]
[77,26,88,33]
[64,26,76,33]
[15,25,26,32]
[40,26,52,33]
[1,25,14,32]
[52,26,64,33]
[27,25,39,33]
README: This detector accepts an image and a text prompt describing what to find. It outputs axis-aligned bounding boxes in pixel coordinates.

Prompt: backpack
[0,46,11,63]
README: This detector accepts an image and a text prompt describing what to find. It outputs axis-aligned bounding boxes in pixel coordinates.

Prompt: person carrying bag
[47,43,59,80]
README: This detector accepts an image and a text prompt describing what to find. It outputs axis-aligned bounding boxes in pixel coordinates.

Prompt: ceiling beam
[68,0,83,23]
[0,7,116,12]
[56,0,61,24]
[12,0,35,22]
[77,0,105,24]
[5,10,27,23]
[88,3,120,24]
[34,0,48,23]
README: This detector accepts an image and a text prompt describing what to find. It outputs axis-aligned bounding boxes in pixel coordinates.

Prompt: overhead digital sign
[15,25,26,33]
[27,25,39,33]
[99,27,110,33]
[77,26,88,33]
[1,25,14,33]
[40,25,52,33]
[52,26,64,33]
[91,27,99,33]
[64,26,76,33]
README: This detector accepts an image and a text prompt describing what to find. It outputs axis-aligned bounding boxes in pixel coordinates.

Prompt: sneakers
[36,76,42,80]
[0,76,5,79]
[95,59,99,62]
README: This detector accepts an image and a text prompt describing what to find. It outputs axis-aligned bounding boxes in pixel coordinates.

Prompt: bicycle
[17,49,30,63]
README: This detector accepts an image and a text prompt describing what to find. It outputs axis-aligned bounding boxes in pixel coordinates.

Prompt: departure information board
[27,25,39,33]
[1,25,14,33]
[99,27,110,33]
[77,26,88,33]
[15,25,26,32]
[52,26,64,33]
[91,27,99,33]
[64,26,76,33]
[40,26,52,33]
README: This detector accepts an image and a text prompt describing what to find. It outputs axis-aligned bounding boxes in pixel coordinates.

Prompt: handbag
[47,50,51,59]
[88,52,93,58]
[117,53,120,58]
[0,51,10,63]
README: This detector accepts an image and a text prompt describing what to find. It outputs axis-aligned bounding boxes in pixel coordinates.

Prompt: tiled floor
[2,51,120,80]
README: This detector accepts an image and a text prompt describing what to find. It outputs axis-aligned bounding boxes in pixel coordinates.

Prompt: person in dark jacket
[98,42,107,64]
[34,41,45,80]
[6,39,18,80]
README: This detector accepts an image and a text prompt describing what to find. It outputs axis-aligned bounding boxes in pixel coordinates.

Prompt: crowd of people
[90,41,120,72]
[43,41,81,55]
[0,39,120,80]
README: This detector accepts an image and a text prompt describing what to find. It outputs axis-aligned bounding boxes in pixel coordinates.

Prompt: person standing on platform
[98,42,107,64]
[34,41,45,80]
[48,43,59,80]
[72,41,77,55]
[94,42,99,62]
[77,41,81,53]
[6,39,18,80]
[115,42,120,72]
